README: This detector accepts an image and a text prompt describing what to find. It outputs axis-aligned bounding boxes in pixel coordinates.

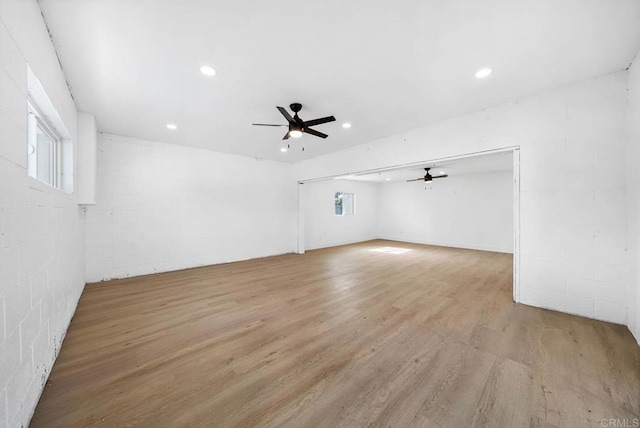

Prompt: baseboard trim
[377,235,513,254]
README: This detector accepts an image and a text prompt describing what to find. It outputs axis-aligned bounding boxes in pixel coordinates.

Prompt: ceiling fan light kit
[289,126,303,138]
[252,103,336,148]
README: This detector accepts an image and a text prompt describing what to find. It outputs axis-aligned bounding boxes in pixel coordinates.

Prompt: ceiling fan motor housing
[290,122,303,134]
[252,103,336,140]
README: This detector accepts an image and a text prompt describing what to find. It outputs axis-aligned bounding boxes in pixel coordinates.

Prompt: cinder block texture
[0,4,84,427]
[294,71,631,329]
[626,52,640,343]
[84,134,297,282]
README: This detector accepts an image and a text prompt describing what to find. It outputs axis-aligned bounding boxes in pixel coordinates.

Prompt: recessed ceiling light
[440,171,445,174]
[475,68,492,79]
[386,178,391,181]
[166,123,178,130]
[280,147,287,152]
[200,65,216,76]
[342,123,352,129]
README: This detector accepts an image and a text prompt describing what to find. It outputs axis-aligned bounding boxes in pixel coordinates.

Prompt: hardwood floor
[31,240,639,427]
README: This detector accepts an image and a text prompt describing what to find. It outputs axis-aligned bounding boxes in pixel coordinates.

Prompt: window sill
[28,175,74,197]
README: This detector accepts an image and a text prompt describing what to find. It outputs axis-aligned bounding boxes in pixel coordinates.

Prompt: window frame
[27,99,63,189]
[26,64,74,193]
[334,191,355,216]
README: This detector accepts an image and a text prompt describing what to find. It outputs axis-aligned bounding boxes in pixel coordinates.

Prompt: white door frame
[296,146,521,303]
[296,182,305,254]
[512,148,521,303]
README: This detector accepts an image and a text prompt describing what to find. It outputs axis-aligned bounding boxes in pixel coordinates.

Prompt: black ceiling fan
[406,168,448,183]
[252,103,336,140]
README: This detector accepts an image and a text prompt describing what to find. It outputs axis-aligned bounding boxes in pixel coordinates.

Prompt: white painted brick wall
[1,8,637,428]
[84,134,297,282]
[302,179,379,250]
[377,171,514,254]
[627,52,640,343]
[294,71,631,328]
[0,3,85,427]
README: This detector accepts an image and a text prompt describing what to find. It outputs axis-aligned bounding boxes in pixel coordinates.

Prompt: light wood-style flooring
[31,240,639,427]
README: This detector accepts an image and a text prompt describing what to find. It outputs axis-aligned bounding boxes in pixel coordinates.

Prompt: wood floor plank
[473,357,534,427]
[30,240,640,427]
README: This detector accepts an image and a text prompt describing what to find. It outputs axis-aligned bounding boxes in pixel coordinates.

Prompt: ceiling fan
[406,168,448,183]
[252,103,336,140]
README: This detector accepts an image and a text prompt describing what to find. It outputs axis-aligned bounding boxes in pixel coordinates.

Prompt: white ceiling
[341,150,513,183]
[39,0,640,163]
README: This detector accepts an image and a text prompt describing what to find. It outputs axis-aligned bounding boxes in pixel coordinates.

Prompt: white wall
[85,134,297,282]
[627,53,640,343]
[294,72,629,327]
[303,170,512,254]
[0,10,633,428]
[378,171,513,253]
[302,179,378,250]
[0,2,85,427]
[77,113,97,205]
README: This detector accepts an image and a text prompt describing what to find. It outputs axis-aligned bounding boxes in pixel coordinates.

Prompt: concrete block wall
[302,170,513,254]
[302,179,379,250]
[293,71,631,329]
[84,134,297,282]
[77,113,97,205]
[377,170,514,254]
[0,2,85,427]
[0,7,636,428]
[627,53,640,342]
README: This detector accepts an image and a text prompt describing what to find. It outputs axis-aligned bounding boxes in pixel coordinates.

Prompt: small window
[335,192,355,216]
[26,66,73,192]
[28,104,62,187]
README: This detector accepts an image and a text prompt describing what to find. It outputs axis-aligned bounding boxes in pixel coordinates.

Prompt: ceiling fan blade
[282,131,290,140]
[305,128,328,139]
[252,123,288,127]
[432,174,449,179]
[406,178,425,182]
[277,106,294,123]
[303,116,336,127]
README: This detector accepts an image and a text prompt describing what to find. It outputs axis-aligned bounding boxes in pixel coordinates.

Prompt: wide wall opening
[297,148,520,301]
